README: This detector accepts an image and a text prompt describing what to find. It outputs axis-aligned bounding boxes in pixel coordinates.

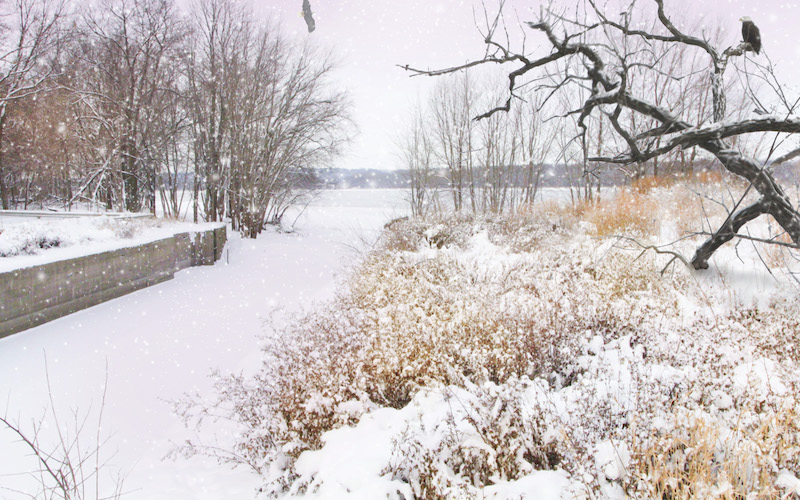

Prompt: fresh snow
[0,215,223,272]
[0,189,408,500]
[2,187,799,499]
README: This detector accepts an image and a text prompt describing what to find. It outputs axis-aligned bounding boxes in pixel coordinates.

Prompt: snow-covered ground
[0,189,408,500]
[160,183,800,499]
[4,185,797,499]
[0,216,226,272]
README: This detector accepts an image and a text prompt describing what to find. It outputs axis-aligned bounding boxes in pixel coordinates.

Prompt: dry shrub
[588,251,680,303]
[176,191,800,497]
[631,175,675,194]
[748,405,800,475]
[666,186,709,236]
[170,307,379,493]
[345,250,586,408]
[177,212,674,494]
[378,213,478,252]
[631,407,800,499]
[379,217,428,252]
[733,300,800,365]
[760,231,798,269]
[691,169,724,185]
[526,199,584,227]
[518,189,668,239]
[386,382,562,498]
[583,190,660,237]
[491,202,582,252]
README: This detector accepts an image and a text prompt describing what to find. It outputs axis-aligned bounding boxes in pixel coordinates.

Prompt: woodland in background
[400,68,736,218]
[0,0,350,237]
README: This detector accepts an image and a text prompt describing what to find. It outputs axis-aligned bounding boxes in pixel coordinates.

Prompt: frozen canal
[0,189,408,499]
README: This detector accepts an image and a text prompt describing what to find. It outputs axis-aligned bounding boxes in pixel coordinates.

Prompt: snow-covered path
[0,189,408,499]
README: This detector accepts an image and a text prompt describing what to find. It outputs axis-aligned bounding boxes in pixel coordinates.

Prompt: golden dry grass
[584,191,660,236]
[690,169,724,186]
[632,407,800,499]
[761,231,798,269]
[630,175,676,194]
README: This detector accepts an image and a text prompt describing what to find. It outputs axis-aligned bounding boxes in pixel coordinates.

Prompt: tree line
[400,6,770,218]
[0,0,350,237]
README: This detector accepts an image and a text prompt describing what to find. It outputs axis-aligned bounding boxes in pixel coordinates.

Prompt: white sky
[262,0,800,171]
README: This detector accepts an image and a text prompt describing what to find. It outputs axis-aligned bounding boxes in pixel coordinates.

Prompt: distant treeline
[320,163,800,190]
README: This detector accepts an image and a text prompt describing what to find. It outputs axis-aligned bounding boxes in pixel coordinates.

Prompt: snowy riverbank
[0,189,409,499]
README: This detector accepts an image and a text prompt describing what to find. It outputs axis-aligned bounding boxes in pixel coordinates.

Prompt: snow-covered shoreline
[2,187,799,499]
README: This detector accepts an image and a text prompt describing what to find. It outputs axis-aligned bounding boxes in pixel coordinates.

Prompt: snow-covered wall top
[0,224,226,338]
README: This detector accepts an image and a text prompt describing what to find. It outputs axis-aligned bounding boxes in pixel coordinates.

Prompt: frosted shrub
[174,306,378,490]
[378,212,477,251]
[178,211,689,492]
[629,408,800,499]
[386,381,560,498]
[178,191,800,498]
[0,224,63,256]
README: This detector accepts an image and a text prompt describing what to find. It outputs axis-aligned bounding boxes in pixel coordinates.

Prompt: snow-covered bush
[385,380,561,498]
[178,185,800,498]
[0,223,65,256]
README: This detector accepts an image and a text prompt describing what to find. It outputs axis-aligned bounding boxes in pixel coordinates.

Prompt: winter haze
[262,0,800,171]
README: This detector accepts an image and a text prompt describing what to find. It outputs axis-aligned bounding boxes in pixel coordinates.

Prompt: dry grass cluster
[631,406,800,499]
[177,182,800,498]
[527,173,753,242]
[532,181,709,240]
[583,191,661,237]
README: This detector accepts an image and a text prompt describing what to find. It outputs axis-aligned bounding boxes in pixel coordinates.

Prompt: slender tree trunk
[0,111,8,209]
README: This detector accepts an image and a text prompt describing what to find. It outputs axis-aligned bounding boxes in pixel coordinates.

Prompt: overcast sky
[261,0,800,171]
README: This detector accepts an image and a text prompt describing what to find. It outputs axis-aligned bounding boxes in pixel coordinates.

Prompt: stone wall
[0,225,226,338]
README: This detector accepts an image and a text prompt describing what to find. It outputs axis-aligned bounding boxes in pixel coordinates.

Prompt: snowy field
[0,189,410,499]
[3,185,797,499]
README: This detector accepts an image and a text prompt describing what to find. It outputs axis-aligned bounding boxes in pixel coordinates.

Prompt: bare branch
[615,235,694,275]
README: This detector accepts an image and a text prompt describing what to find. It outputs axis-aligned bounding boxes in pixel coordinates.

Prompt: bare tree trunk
[0,124,7,209]
[691,142,800,268]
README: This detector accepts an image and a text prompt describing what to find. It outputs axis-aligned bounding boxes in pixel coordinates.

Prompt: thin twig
[615,235,693,275]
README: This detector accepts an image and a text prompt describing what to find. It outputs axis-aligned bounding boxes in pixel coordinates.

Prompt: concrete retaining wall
[0,225,226,338]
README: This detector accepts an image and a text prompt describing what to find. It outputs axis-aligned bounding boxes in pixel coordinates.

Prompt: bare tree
[404,0,800,270]
[182,0,240,223]
[185,0,350,236]
[70,0,185,213]
[399,102,436,217]
[399,75,556,215]
[0,0,65,209]
[477,78,518,213]
[2,85,72,208]
[511,93,555,206]
[430,73,476,212]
